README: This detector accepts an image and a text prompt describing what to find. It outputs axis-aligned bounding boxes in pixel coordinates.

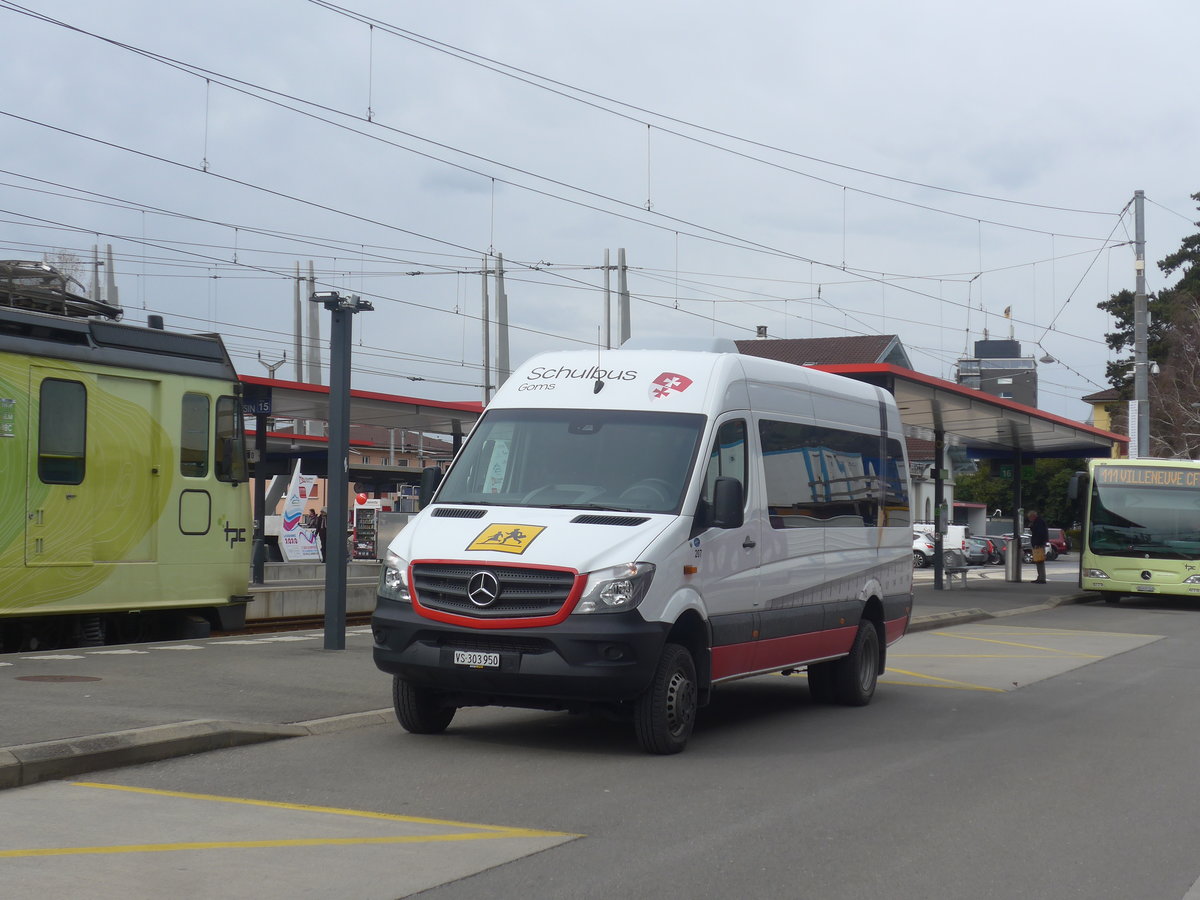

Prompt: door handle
[742,537,756,549]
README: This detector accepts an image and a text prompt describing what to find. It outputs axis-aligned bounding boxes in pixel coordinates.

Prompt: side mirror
[711,476,744,529]
[1067,471,1087,504]
[418,466,443,508]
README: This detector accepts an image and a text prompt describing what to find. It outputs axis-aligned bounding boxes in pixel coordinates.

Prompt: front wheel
[913,551,929,569]
[806,661,837,704]
[635,643,698,754]
[393,676,456,734]
[832,620,880,706]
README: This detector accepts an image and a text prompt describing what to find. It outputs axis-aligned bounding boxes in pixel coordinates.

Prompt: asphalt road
[5,597,1200,899]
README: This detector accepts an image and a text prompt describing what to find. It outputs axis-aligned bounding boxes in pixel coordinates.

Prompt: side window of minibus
[701,419,747,512]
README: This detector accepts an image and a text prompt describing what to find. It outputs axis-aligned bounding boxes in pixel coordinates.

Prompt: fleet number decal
[466,524,546,554]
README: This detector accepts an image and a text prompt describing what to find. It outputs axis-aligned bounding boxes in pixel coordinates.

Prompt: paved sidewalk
[0,574,1089,789]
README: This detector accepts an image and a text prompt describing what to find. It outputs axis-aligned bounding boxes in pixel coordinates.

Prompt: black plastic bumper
[371,598,671,706]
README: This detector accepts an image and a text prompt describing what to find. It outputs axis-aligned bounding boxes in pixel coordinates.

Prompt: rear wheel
[634,643,697,755]
[913,551,929,568]
[833,620,880,706]
[393,676,456,734]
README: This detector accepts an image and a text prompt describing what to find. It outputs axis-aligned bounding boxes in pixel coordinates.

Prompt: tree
[1148,302,1200,457]
[1098,192,1200,457]
[954,458,1083,527]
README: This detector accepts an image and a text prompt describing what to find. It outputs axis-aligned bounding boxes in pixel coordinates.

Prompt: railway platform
[0,572,1090,790]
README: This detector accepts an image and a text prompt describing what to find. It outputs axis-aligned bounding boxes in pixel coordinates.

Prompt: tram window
[214,395,247,483]
[39,379,86,484]
[181,393,210,477]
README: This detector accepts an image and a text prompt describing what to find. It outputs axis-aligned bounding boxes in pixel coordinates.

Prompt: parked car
[913,531,935,568]
[964,536,991,566]
[1047,528,1070,556]
[1006,531,1058,563]
[971,535,1004,566]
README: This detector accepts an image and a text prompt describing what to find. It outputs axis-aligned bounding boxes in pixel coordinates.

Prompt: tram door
[93,374,158,563]
[26,367,93,566]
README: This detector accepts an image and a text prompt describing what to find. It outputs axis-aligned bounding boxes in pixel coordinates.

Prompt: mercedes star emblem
[467,571,500,607]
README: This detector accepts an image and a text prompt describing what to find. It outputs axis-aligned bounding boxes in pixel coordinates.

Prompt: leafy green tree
[955,458,1084,528]
[1098,192,1200,457]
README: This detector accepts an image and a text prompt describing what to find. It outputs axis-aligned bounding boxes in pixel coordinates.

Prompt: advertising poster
[279,460,322,561]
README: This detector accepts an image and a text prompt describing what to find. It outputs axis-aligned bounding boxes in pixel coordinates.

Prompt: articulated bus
[1073,458,1200,603]
[0,296,252,650]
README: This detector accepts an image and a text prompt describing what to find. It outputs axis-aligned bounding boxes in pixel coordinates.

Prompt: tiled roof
[735,335,907,367]
[1081,387,1120,403]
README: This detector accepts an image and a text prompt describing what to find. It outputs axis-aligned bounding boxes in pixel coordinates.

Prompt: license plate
[453,650,500,668]
[1136,586,1156,593]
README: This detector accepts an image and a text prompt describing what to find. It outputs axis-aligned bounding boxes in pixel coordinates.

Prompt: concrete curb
[0,720,307,790]
[908,591,1095,632]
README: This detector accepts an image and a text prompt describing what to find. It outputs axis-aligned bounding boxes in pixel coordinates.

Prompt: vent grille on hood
[570,514,650,526]
[432,507,487,519]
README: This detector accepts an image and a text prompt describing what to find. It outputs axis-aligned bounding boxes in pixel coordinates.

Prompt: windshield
[1089,465,1200,560]
[436,407,706,513]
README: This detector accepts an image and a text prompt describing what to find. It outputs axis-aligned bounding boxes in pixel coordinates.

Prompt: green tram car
[1,266,251,651]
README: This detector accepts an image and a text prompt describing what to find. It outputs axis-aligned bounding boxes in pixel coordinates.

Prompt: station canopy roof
[239,375,483,438]
[810,364,1127,459]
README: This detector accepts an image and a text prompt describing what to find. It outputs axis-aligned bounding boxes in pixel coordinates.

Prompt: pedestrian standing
[316,508,328,562]
[1028,509,1049,584]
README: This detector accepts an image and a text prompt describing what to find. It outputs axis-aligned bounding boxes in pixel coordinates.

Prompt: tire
[634,643,698,755]
[987,552,1003,566]
[1046,546,1059,562]
[913,551,929,569]
[393,676,455,734]
[806,661,837,704]
[1022,549,1033,564]
[832,619,880,707]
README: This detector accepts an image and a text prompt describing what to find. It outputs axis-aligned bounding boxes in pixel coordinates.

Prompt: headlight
[575,562,656,614]
[1184,575,1200,585]
[1083,568,1110,579]
[378,550,411,602]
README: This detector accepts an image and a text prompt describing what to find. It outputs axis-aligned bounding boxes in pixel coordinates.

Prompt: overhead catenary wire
[304,0,1119,220]
[0,1,1134,407]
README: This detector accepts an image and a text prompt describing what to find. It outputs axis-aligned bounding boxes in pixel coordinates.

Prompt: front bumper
[372,597,671,706]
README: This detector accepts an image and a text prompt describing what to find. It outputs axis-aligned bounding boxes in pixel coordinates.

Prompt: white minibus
[373,338,913,753]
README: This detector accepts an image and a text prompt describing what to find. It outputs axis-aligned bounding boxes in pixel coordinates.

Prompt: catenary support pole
[1133,189,1149,458]
[933,430,944,591]
[618,248,630,345]
[604,248,611,349]
[481,256,491,405]
[251,413,268,585]
[311,291,373,651]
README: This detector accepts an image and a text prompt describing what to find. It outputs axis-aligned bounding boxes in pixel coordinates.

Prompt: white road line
[256,635,317,643]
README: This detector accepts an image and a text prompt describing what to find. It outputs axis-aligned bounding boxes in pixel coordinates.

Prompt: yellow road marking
[0,782,577,859]
[881,667,1006,692]
[929,632,1101,658]
[0,832,551,859]
[71,782,561,832]
[891,653,1090,659]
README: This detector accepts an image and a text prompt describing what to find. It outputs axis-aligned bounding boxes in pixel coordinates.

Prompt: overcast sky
[2,0,1197,421]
